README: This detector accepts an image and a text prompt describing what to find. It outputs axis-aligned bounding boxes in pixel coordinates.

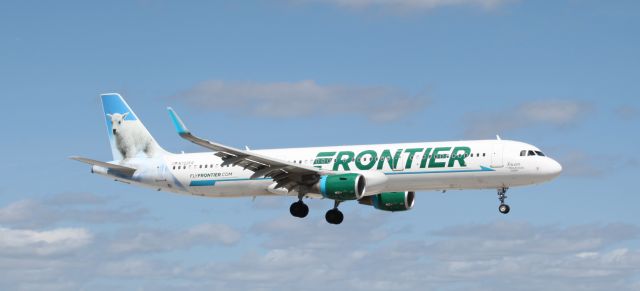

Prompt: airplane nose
[547,158,562,178]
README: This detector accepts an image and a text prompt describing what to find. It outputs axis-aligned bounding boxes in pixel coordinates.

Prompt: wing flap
[167,107,328,193]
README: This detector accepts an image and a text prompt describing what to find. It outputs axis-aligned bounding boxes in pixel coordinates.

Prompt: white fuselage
[92,139,562,199]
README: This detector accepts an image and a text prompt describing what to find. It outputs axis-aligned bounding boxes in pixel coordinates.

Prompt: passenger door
[156,163,168,182]
[491,141,504,168]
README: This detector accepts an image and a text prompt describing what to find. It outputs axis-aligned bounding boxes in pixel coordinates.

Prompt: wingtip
[100,93,123,98]
[167,107,190,135]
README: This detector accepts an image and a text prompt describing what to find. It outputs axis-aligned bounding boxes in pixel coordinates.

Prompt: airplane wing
[70,156,136,176]
[167,108,329,193]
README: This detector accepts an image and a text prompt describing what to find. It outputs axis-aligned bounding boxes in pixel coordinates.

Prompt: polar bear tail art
[101,93,168,161]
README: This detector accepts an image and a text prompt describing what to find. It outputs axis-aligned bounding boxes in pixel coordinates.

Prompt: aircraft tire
[290,201,309,218]
[499,204,510,214]
[325,209,344,225]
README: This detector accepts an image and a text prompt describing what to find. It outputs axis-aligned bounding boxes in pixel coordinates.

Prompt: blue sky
[1,0,639,290]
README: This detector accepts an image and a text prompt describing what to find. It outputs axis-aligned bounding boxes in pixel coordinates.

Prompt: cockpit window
[521,149,546,157]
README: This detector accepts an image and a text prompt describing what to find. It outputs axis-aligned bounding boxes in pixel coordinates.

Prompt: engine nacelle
[359,191,415,212]
[357,171,388,195]
[315,173,366,201]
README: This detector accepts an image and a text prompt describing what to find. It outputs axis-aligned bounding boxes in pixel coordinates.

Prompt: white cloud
[295,0,513,10]
[520,100,590,124]
[0,227,92,256]
[553,149,639,178]
[44,192,108,206]
[464,100,591,138]
[615,105,639,120]
[557,150,604,177]
[109,223,242,253]
[0,195,147,228]
[251,212,392,250]
[173,80,428,122]
[426,222,639,260]
[99,258,182,278]
[2,196,640,291]
[177,220,640,291]
[0,200,45,225]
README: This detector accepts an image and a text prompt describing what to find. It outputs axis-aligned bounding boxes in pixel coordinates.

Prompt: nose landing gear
[498,187,510,214]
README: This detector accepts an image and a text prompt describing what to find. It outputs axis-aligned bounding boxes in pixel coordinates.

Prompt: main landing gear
[289,198,344,225]
[325,201,344,225]
[290,200,309,218]
[497,187,510,214]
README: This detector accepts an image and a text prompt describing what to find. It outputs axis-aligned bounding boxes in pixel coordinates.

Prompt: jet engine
[314,173,366,200]
[359,191,415,212]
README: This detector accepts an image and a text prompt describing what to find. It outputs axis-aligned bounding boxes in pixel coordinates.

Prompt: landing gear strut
[497,187,510,214]
[325,200,344,225]
[290,199,309,218]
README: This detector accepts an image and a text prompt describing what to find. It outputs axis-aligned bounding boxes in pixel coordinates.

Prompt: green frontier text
[313,147,472,171]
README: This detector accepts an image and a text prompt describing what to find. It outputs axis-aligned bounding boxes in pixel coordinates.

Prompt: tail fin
[101,93,167,161]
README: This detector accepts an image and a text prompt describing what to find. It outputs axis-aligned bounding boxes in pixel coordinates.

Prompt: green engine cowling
[360,191,415,212]
[318,173,366,201]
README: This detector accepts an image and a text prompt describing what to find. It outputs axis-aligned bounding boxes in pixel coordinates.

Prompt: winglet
[167,107,190,137]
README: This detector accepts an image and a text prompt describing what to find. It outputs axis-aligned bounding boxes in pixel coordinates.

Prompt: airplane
[72,93,562,225]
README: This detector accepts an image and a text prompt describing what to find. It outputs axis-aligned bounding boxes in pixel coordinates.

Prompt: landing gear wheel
[497,187,510,215]
[499,204,510,214]
[325,209,344,225]
[289,201,309,218]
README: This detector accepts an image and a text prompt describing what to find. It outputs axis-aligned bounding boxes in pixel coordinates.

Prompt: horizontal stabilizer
[70,156,136,176]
